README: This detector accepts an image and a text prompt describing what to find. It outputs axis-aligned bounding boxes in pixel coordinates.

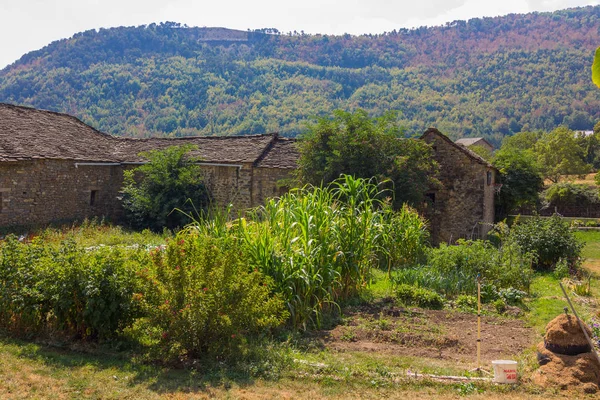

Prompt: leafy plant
[394,284,444,309]
[456,295,478,311]
[509,215,583,271]
[140,231,288,359]
[121,145,211,231]
[394,239,534,298]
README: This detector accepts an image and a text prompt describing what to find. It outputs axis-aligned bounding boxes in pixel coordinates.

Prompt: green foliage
[394,284,444,309]
[234,175,429,329]
[5,9,600,144]
[553,258,571,279]
[139,232,288,359]
[297,109,439,207]
[121,145,211,231]
[592,46,600,89]
[492,298,507,314]
[542,182,599,207]
[509,215,583,271]
[534,126,590,183]
[0,235,148,339]
[456,295,478,311]
[393,239,534,297]
[493,146,544,218]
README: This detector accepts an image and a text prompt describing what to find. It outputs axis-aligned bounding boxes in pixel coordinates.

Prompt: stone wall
[251,167,294,207]
[422,132,496,245]
[0,160,123,227]
[0,160,278,228]
[199,164,253,210]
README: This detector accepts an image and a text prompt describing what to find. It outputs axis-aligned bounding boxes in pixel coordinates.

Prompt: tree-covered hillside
[2,7,600,143]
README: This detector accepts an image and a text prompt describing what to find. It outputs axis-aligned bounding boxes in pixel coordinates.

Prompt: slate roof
[455,137,493,149]
[254,138,299,169]
[0,103,289,166]
[114,135,277,164]
[0,103,118,162]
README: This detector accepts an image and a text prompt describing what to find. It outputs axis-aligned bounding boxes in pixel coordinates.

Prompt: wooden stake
[477,274,481,370]
[559,281,600,367]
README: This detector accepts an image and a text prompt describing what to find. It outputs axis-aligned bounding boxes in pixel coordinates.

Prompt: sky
[1,0,600,69]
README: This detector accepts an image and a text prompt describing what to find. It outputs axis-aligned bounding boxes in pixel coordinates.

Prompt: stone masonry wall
[251,167,294,207]
[422,132,495,245]
[0,160,123,227]
[199,164,253,210]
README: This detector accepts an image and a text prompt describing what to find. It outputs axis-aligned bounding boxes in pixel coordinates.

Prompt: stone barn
[0,104,496,244]
[0,103,295,227]
[422,128,497,245]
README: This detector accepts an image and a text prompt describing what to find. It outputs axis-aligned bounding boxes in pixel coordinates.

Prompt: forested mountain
[2,7,600,144]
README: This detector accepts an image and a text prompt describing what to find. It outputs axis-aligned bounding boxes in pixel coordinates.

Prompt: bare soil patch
[315,300,538,364]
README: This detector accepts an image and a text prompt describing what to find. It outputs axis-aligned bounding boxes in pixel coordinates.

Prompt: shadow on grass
[0,334,274,395]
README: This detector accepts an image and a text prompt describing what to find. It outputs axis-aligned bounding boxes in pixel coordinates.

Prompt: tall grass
[187,175,430,329]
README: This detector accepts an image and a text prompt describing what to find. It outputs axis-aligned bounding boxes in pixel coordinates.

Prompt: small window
[425,192,436,205]
[90,190,97,206]
[486,171,492,186]
[0,192,3,212]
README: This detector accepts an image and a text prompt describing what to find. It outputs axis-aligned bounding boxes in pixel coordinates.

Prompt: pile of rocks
[532,314,600,394]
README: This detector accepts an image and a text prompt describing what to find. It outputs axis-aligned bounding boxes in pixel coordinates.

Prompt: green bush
[493,298,507,314]
[456,295,478,311]
[395,284,444,309]
[393,239,534,297]
[0,235,148,339]
[509,215,583,271]
[121,145,212,231]
[139,231,288,359]
[543,182,599,208]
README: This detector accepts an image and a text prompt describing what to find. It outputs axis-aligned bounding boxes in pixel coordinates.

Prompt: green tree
[121,145,211,231]
[534,126,590,183]
[500,131,540,152]
[493,147,544,218]
[297,109,439,207]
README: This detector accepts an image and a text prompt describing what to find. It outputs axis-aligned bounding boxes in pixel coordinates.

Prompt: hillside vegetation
[2,7,600,142]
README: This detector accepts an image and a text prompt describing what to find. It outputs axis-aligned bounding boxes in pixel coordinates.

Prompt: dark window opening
[425,192,436,207]
[90,190,97,206]
[486,171,492,186]
[0,192,3,212]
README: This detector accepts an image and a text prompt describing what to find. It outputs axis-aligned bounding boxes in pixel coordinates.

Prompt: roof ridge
[0,102,116,140]
[421,128,496,169]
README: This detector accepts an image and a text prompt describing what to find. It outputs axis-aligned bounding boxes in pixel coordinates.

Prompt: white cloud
[1,0,599,69]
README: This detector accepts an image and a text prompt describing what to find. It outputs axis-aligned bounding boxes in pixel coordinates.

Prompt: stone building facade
[422,128,497,245]
[0,104,496,244]
[0,103,295,227]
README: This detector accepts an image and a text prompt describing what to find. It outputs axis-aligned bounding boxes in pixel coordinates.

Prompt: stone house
[422,128,497,245]
[0,103,295,227]
[0,104,496,244]
[455,137,494,153]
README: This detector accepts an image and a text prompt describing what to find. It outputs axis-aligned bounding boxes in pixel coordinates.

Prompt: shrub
[140,231,288,359]
[393,239,534,297]
[121,145,211,231]
[395,284,444,309]
[542,182,599,208]
[456,295,478,311]
[493,298,507,314]
[0,235,148,339]
[509,215,583,271]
